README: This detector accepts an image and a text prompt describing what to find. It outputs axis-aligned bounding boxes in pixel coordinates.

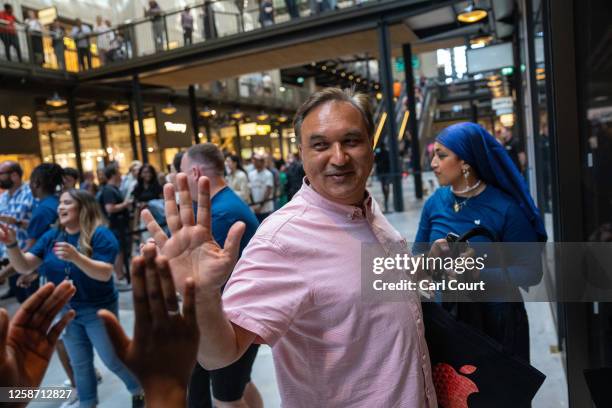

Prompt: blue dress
[414,185,540,360]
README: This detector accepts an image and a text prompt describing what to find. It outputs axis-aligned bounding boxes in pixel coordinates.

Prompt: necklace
[453,196,470,213]
[452,181,485,212]
[451,179,482,195]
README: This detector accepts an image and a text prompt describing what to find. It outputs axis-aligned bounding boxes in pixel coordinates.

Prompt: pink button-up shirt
[222,181,436,407]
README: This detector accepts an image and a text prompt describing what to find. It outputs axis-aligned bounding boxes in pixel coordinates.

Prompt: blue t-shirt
[211,186,259,256]
[27,195,59,240]
[29,226,119,308]
[413,185,541,288]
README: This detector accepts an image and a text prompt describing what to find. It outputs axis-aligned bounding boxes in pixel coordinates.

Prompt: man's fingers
[157,257,179,315]
[130,256,151,340]
[176,173,195,227]
[98,310,130,363]
[143,244,167,324]
[182,278,197,331]
[141,209,168,248]
[223,221,246,264]
[11,283,55,327]
[48,310,75,344]
[163,183,182,234]
[196,176,213,241]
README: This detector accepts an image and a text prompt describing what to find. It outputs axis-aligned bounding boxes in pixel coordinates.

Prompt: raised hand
[99,246,199,406]
[0,281,75,389]
[141,174,245,294]
[0,223,17,245]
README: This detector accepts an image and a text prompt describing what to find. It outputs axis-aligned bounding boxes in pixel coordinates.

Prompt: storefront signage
[164,121,187,133]
[155,104,193,148]
[491,96,514,111]
[0,92,40,154]
[0,114,33,130]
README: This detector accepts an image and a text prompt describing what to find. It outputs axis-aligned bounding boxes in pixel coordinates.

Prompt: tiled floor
[2,173,567,407]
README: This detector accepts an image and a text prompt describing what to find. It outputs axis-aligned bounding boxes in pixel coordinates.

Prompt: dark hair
[186,143,224,175]
[134,164,162,200]
[227,154,246,173]
[293,87,374,143]
[103,163,120,180]
[31,163,63,195]
[173,150,184,173]
[62,167,80,181]
[4,161,22,177]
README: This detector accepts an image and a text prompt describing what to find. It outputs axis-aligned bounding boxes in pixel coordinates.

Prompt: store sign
[164,121,187,133]
[155,104,193,149]
[492,97,513,111]
[0,92,39,154]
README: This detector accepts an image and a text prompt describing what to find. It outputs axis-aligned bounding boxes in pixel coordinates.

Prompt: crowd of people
[0,0,351,69]
[0,146,304,406]
[0,87,546,407]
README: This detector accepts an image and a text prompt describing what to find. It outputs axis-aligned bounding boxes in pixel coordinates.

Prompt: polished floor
[1,173,567,407]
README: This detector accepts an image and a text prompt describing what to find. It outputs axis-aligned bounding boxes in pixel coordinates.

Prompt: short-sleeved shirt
[99,184,129,231]
[211,186,259,258]
[29,226,119,308]
[0,183,35,258]
[27,195,59,240]
[222,181,436,407]
[248,169,274,213]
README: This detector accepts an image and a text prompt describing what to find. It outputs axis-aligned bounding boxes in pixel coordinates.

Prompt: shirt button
[422,354,427,361]
[416,318,422,324]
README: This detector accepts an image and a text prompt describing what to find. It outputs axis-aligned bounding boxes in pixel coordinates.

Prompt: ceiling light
[110,101,129,112]
[470,34,493,47]
[46,92,66,107]
[348,75,354,80]
[161,102,177,115]
[340,72,346,77]
[256,111,269,122]
[230,109,244,121]
[487,79,502,87]
[376,92,383,100]
[278,114,289,123]
[200,106,215,118]
[279,86,287,92]
[457,2,488,24]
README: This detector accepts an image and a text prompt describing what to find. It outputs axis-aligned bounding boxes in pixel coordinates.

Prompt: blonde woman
[0,189,144,408]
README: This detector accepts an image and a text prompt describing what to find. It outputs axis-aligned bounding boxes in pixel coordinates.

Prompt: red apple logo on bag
[432,363,479,408]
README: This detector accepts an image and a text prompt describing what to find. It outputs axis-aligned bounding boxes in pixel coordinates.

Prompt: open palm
[0,282,75,390]
[141,174,245,294]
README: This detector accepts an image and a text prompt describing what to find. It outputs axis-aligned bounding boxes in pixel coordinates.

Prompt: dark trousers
[1,33,22,62]
[77,47,91,71]
[285,0,300,18]
[183,28,192,45]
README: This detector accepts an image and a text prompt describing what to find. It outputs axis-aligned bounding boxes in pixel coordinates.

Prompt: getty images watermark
[371,253,487,293]
[360,242,612,302]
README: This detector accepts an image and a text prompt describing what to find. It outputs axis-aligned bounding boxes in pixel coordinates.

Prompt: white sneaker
[59,389,79,408]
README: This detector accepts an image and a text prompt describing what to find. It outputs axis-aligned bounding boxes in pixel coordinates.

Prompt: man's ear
[298,145,303,160]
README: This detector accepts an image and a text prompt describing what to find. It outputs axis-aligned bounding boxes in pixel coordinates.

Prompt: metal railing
[0,0,378,73]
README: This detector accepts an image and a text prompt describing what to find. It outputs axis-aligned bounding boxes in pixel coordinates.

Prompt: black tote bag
[423,302,545,408]
[423,226,545,407]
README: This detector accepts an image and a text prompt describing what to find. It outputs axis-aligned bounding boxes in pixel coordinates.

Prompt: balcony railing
[0,0,378,73]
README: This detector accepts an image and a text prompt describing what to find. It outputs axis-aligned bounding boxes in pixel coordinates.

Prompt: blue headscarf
[436,122,547,242]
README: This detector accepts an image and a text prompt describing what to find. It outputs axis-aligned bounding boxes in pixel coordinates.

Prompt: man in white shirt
[94,16,114,65]
[248,154,274,222]
[71,19,92,71]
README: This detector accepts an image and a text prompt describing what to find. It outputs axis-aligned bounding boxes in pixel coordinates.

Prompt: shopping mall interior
[0,0,611,406]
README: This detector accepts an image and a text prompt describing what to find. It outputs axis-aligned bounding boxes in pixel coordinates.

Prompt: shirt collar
[298,178,374,221]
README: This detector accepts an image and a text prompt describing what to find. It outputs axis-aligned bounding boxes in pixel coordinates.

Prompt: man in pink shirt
[143,87,437,407]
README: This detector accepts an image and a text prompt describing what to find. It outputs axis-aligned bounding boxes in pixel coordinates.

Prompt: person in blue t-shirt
[142,144,261,408]
[414,122,547,362]
[0,189,144,408]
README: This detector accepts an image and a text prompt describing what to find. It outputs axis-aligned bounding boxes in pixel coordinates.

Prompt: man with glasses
[0,161,34,301]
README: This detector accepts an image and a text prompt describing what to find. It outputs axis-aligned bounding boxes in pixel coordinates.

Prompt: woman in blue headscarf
[414,122,547,361]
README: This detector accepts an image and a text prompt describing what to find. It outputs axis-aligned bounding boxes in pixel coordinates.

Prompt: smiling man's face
[299,100,374,206]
